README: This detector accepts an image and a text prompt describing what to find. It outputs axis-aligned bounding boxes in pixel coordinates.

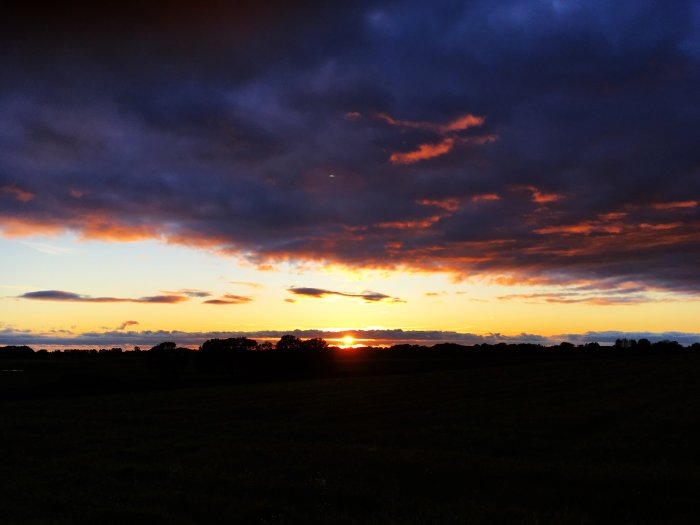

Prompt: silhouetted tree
[654,340,683,351]
[614,338,636,349]
[200,337,258,353]
[150,342,177,352]
[146,342,191,374]
[276,335,303,351]
[301,338,329,351]
[0,345,35,357]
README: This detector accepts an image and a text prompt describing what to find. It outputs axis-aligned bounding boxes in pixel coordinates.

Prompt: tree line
[1,336,699,358]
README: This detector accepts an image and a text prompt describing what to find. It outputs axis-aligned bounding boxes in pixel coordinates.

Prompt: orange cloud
[0,213,159,242]
[1,184,34,202]
[416,198,461,211]
[390,134,497,165]
[376,110,495,164]
[390,137,456,165]
[639,222,681,231]
[512,185,564,204]
[376,215,443,230]
[531,189,563,204]
[0,217,64,238]
[535,223,623,235]
[376,112,484,133]
[652,200,698,210]
[79,221,158,241]
[471,193,500,203]
[441,114,486,132]
[228,281,263,288]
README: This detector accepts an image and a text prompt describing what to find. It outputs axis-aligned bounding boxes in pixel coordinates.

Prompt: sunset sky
[1,1,699,347]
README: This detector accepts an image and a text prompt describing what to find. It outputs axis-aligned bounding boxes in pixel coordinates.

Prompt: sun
[342,335,355,347]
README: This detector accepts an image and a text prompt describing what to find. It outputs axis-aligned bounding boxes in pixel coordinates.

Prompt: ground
[1,352,700,524]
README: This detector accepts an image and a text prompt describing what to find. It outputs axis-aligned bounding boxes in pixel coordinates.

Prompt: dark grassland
[2,352,700,524]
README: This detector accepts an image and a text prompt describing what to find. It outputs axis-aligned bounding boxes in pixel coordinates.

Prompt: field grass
[2,352,700,524]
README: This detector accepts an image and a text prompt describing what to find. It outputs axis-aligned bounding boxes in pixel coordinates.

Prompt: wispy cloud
[390,137,457,165]
[22,242,75,256]
[288,287,405,303]
[163,288,211,298]
[389,134,497,165]
[228,281,263,288]
[18,290,189,304]
[495,282,685,306]
[117,320,139,330]
[376,112,485,134]
[203,294,252,305]
[652,200,698,210]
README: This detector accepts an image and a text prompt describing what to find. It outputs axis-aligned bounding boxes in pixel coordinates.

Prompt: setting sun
[342,335,355,347]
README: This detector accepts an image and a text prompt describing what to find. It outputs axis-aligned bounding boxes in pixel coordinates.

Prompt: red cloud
[390,135,497,165]
[416,198,462,211]
[376,112,485,133]
[652,200,698,210]
[471,193,501,203]
[0,184,34,203]
[390,137,456,165]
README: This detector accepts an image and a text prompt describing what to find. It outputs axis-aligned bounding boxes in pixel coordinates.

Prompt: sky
[1,0,700,348]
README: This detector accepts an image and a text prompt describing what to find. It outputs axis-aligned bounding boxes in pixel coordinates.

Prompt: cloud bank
[1,1,699,294]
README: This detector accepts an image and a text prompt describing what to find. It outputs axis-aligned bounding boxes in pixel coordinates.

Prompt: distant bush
[0,345,35,357]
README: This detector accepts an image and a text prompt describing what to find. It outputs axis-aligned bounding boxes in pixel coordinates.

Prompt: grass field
[2,352,700,524]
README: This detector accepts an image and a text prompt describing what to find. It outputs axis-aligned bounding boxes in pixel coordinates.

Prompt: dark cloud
[117,320,139,330]
[288,287,404,303]
[1,1,700,292]
[19,290,188,304]
[203,294,253,305]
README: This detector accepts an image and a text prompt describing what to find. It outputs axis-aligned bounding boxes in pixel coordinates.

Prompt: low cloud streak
[203,293,253,305]
[19,290,189,304]
[288,287,404,303]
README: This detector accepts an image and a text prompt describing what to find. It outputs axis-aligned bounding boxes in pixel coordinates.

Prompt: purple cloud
[203,294,253,305]
[0,1,699,294]
[19,290,188,304]
[288,287,404,303]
